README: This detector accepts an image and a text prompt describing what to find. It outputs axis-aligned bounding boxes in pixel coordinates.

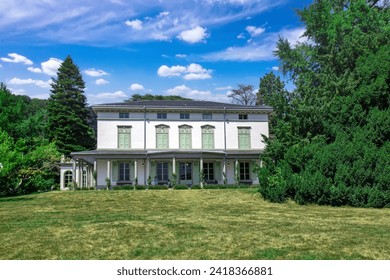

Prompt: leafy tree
[257,0,390,208]
[228,84,256,105]
[47,55,95,155]
[128,94,192,101]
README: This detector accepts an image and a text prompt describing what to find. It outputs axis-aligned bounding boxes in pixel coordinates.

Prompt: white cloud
[246,25,265,37]
[215,86,232,91]
[0,64,2,68]
[157,65,187,77]
[95,78,109,85]
[84,68,109,77]
[129,83,145,91]
[175,54,187,58]
[177,26,208,43]
[203,27,306,62]
[41,58,62,76]
[94,91,127,99]
[166,85,229,102]
[27,67,43,73]
[8,77,51,88]
[237,33,245,39]
[8,87,26,95]
[158,63,212,80]
[1,53,33,65]
[272,66,279,71]
[0,0,284,45]
[125,19,143,30]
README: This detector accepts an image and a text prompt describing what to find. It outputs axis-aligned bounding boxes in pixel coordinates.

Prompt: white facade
[60,100,272,190]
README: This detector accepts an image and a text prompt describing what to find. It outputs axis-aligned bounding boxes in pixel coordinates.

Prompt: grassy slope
[0,189,389,260]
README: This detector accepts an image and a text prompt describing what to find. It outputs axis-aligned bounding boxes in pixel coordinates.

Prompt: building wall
[97,111,269,150]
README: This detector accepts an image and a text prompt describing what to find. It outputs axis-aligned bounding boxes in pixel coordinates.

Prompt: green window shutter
[179,133,185,149]
[157,133,167,149]
[162,134,168,149]
[203,133,214,149]
[180,133,191,149]
[238,128,251,149]
[118,127,131,149]
[112,161,118,181]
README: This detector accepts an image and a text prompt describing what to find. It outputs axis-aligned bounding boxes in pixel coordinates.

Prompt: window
[156,125,169,149]
[64,171,73,188]
[180,113,190,119]
[118,126,131,149]
[240,162,250,180]
[202,113,212,120]
[203,162,214,181]
[202,125,215,149]
[157,162,169,181]
[82,170,87,187]
[157,113,167,119]
[238,127,251,149]
[119,112,129,118]
[179,125,192,149]
[180,162,192,180]
[239,114,248,120]
[119,162,130,181]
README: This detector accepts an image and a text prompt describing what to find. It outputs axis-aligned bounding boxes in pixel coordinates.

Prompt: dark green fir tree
[47,55,95,155]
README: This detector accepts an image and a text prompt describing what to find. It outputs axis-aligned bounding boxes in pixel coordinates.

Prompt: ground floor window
[64,171,73,188]
[157,162,169,181]
[203,162,214,181]
[239,162,250,180]
[180,162,192,180]
[82,170,87,187]
[119,162,130,181]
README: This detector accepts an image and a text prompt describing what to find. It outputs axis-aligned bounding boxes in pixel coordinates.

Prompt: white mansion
[60,100,272,189]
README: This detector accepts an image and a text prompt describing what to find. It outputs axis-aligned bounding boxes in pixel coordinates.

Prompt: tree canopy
[127,94,192,101]
[257,0,390,208]
[228,84,256,106]
[47,55,96,155]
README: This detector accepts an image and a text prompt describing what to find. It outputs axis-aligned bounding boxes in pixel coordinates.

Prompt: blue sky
[0,0,312,105]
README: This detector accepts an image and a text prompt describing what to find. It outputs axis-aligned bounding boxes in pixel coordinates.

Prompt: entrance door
[179,162,192,185]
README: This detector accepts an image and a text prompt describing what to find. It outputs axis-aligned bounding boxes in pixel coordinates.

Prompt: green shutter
[179,133,185,149]
[112,161,118,181]
[203,133,214,149]
[238,129,250,149]
[215,162,221,181]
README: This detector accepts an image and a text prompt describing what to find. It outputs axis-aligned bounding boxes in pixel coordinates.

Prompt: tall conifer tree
[47,55,95,155]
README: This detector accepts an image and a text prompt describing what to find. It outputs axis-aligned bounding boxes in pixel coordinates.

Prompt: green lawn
[1,189,389,260]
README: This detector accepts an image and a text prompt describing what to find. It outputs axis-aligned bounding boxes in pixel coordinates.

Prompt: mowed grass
[1,189,389,260]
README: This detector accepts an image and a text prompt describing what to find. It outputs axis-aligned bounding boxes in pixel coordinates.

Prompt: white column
[173,157,176,175]
[72,159,76,186]
[93,160,97,187]
[146,158,150,187]
[134,159,138,184]
[107,160,111,187]
[223,158,226,185]
[200,157,204,188]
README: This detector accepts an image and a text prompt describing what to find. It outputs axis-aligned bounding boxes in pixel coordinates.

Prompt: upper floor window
[157,113,167,119]
[239,114,248,120]
[118,126,131,149]
[202,113,212,120]
[180,113,190,119]
[238,127,251,149]
[202,125,215,149]
[156,125,169,149]
[179,125,192,149]
[119,112,129,118]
